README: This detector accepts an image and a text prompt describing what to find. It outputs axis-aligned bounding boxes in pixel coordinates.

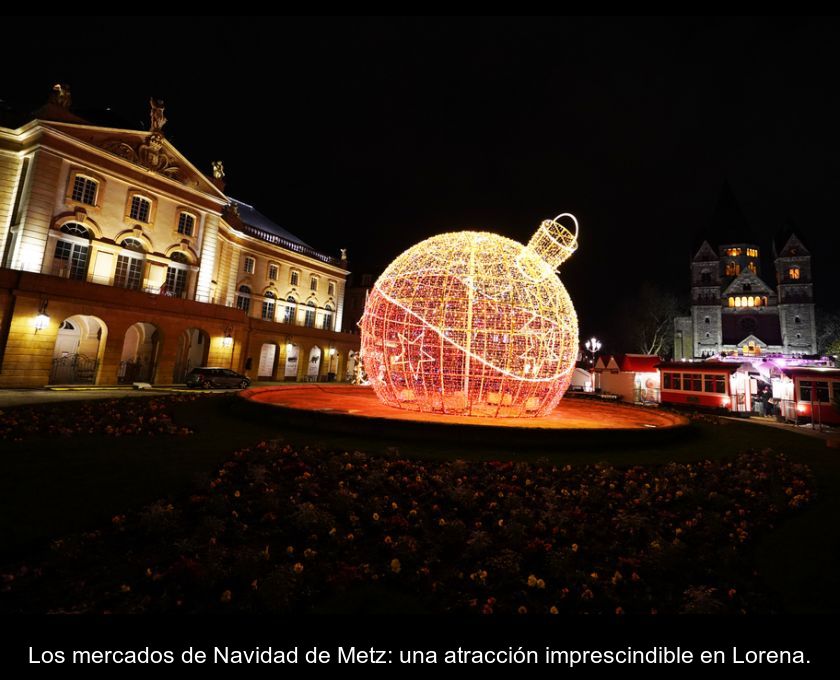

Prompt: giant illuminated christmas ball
[360,214,580,417]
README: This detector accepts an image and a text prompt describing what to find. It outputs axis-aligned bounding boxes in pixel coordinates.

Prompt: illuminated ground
[240,385,688,448]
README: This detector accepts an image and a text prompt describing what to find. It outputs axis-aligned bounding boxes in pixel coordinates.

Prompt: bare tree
[623,283,680,357]
[816,307,840,360]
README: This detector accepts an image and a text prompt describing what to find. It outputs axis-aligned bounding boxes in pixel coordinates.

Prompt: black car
[185,367,251,389]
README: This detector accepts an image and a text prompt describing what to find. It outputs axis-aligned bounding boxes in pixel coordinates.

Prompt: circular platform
[237,385,690,450]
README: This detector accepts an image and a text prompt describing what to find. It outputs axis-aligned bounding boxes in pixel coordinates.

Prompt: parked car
[185,367,251,389]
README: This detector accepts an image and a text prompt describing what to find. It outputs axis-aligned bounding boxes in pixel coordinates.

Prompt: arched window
[725,261,740,276]
[129,195,152,223]
[747,296,755,307]
[754,296,761,307]
[283,296,297,324]
[177,211,196,236]
[323,304,334,330]
[71,175,98,205]
[53,223,90,281]
[794,315,802,324]
[261,290,276,321]
[304,301,316,328]
[734,297,741,307]
[728,297,735,308]
[115,238,146,290]
[236,285,252,313]
[165,252,190,297]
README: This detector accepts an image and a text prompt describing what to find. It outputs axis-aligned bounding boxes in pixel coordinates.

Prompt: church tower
[774,231,817,354]
[689,241,722,357]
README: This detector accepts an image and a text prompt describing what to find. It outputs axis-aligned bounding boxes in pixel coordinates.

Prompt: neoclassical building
[0,86,359,387]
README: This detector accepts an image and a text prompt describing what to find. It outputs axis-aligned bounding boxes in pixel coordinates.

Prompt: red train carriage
[772,367,840,426]
[656,361,753,414]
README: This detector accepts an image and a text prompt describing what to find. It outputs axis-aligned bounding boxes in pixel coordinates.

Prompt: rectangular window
[115,255,144,290]
[261,300,275,321]
[236,293,251,313]
[304,306,316,327]
[663,372,672,390]
[244,256,255,274]
[268,264,279,281]
[129,195,151,222]
[703,374,726,394]
[800,380,830,403]
[672,373,682,391]
[165,267,187,297]
[71,175,97,205]
[310,276,318,292]
[689,374,702,392]
[283,302,295,324]
[177,212,195,236]
[53,240,89,281]
[290,271,299,286]
[328,281,335,297]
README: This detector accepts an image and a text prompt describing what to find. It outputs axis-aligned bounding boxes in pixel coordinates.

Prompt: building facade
[0,89,359,387]
[673,234,817,360]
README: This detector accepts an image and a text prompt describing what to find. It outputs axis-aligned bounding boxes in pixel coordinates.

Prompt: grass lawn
[0,395,837,613]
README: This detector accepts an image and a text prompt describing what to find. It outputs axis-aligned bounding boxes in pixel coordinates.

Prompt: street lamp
[585,336,601,367]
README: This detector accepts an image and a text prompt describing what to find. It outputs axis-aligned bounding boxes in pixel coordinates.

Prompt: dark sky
[3,16,839,348]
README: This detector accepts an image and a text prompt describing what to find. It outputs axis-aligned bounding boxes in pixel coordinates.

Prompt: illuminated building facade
[673,233,817,360]
[0,86,358,387]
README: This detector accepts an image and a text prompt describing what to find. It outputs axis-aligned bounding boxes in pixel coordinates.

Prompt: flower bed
[0,395,197,441]
[0,444,813,614]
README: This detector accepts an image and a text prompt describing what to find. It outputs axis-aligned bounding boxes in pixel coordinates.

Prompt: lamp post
[584,336,601,367]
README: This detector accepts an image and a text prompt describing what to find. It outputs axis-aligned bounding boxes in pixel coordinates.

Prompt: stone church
[673,190,816,360]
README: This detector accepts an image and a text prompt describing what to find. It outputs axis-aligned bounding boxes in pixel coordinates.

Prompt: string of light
[360,215,580,418]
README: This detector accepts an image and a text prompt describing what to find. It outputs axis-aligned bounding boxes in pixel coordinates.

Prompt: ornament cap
[527,213,578,271]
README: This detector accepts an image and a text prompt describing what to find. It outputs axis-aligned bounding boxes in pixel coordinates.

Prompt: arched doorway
[173,327,210,383]
[284,343,299,381]
[307,345,322,381]
[118,322,161,383]
[50,314,107,384]
[257,342,278,379]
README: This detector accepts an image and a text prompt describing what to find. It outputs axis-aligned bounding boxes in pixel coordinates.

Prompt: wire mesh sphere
[360,216,580,417]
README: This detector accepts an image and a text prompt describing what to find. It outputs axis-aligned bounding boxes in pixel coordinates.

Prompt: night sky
[3,16,839,347]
